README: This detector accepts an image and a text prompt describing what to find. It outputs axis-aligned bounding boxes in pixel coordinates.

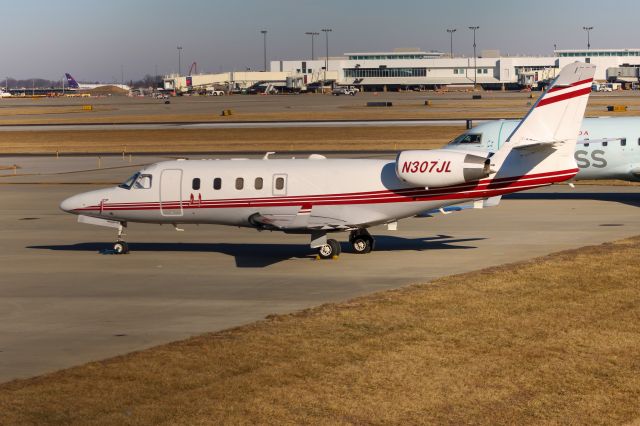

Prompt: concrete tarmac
[1,163,639,382]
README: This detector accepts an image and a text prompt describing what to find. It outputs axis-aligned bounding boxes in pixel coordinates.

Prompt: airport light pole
[261,30,268,71]
[583,26,593,51]
[446,28,456,58]
[468,26,479,89]
[177,45,183,76]
[321,28,332,89]
[305,31,319,60]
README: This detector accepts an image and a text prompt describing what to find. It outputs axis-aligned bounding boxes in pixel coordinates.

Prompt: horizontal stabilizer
[513,140,562,152]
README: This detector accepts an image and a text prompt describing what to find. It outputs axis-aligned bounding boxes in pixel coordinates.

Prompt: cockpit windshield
[448,133,482,145]
[119,173,140,189]
[118,173,152,190]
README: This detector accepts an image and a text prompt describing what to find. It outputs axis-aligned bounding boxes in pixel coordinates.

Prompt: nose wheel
[112,222,129,254]
[113,241,129,254]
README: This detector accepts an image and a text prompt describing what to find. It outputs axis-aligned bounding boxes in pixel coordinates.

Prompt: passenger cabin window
[255,177,263,190]
[213,178,222,190]
[192,178,201,190]
[621,138,627,146]
[235,177,244,190]
[133,174,152,189]
[449,133,482,145]
[275,177,285,190]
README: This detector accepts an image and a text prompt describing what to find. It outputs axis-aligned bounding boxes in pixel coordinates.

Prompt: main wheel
[317,239,341,259]
[113,241,129,254]
[352,236,373,254]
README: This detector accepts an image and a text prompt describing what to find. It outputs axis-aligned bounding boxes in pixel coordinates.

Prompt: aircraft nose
[59,194,86,213]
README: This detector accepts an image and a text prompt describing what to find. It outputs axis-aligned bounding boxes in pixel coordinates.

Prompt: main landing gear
[113,222,129,254]
[313,229,376,260]
[317,239,341,259]
[349,229,375,254]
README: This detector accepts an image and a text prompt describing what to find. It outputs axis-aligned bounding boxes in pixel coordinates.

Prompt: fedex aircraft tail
[65,73,80,89]
[490,62,596,178]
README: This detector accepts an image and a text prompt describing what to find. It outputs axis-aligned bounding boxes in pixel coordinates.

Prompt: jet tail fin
[490,62,596,180]
[65,73,80,89]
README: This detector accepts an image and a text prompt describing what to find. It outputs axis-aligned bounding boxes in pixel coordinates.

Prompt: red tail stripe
[546,78,593,93]
[536,87,591,108]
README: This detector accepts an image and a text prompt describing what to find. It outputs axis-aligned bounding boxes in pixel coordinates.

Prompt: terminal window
[344,67,427,78]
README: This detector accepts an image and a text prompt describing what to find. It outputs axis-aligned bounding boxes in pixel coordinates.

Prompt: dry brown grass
[1,237,640,425]
[0,126,463,154]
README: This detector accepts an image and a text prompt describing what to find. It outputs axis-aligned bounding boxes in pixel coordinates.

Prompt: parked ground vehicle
[206,88,225,96]
[332,87,357,96]
[592,83,613,92]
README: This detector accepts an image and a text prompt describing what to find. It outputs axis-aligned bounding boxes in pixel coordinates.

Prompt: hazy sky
[2,0,640,82]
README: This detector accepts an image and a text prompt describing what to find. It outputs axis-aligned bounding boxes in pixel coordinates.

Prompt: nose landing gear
[113,241,129,254]
[113,222,129,254]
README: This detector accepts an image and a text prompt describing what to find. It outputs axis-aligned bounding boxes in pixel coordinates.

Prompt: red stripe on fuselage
[95,168,576,209]
[75,169,578,213]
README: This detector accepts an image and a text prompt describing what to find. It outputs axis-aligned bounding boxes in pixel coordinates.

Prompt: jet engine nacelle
[396,149,491,188]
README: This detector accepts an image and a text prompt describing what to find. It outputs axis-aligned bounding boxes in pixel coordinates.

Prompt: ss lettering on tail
[575,150,607,168]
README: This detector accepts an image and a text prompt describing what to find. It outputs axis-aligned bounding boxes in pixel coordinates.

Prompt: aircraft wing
[417,196,502,217]
[248,211,350,231]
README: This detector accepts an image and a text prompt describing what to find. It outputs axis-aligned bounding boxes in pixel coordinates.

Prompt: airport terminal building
[164,48,640,93]
[271,48,640,91]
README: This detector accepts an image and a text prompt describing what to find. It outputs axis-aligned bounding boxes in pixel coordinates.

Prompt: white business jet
[61,62,595,259]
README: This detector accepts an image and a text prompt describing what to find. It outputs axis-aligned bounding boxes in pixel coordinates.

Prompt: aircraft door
[160,169,183,216]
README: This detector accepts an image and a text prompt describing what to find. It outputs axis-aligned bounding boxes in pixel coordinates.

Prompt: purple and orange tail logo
[65,73,80,89]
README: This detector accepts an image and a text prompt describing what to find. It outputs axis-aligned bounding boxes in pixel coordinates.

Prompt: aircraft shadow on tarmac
[505,191,640,207]
[28,235,484,268]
